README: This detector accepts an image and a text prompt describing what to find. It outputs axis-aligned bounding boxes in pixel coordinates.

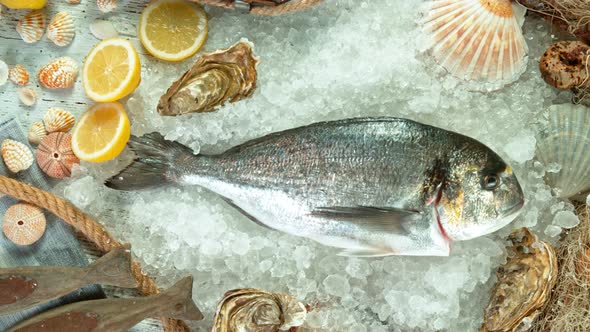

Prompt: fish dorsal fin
[310,206,421,234]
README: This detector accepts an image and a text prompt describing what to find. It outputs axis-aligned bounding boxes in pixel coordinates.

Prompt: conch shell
[213,288,307,332]
[480,228,557,332]
[157,39,259,116]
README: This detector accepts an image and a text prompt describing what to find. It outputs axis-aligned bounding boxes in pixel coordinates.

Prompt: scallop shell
[97,0,117,13]
[2,203,46,246]
[36,132,79,178]
[421,0,528,90]
[47,11,75,47]
[535,104,590,198]
[213,288,307,332]
[37,57,78,89]
[9,65,30,86]
[0,60,7,86]
[90,19,118,40]
[17,87,37,106]
[16,10,45,43]
[43,107,75,133]
[1,139,34,173]
[158,39,259,116]
[28,122,48,145]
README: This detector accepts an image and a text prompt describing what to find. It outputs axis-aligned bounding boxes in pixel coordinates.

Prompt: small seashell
[17,87,37,106]
[97,0,117,13]
[9,65,30,85]
[36,132,79,178]
[65,0,80,3]
[37,57,78,89]
[1,139,34,173]
[90,19,118,40]
[2,203,46,246]
[47,11,75,47]
[16,10,45,43]
[0,60,7,86]
[43,107,75,133]
[28,122,48,145]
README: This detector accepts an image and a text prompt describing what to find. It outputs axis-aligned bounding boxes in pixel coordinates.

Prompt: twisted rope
[193,0,323,15]
[0,175,190,332]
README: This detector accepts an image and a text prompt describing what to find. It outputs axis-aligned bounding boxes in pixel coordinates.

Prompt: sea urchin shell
[2,203,46,246]
[28,122,48,145]
[16,10,45,43]
[37,57,78,89]
[1,139,34,173]
[36,132,79,178]
[43,107,75,133]
[47,11,75,47]
[9,65,29,86]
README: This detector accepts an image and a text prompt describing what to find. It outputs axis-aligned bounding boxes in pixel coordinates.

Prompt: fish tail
[158,276,203,321]
[104,132,196,191]
[84,246,137,288]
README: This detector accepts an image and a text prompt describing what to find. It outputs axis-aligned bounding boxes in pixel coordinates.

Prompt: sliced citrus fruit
[0,0,46,9]
[71,102,131,162]
[82,38,141,102]
[139,0,208,62]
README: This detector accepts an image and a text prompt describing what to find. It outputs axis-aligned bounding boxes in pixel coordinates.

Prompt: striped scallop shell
[1,139,34,173]
[47,11,75,47]
[43,107,75,133]
[9,65,30,85]
[36,132,79,178]
[16,10,45,43]
[2,203,46,246]
[28,122,48,145]
[97,0,117,13]
[17,87,37,106]
[421,0,528,90]
[37,57,78,89]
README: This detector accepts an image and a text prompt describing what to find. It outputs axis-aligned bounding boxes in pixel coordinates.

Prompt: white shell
[37,57,78,89]
[535,104,590,198]
[9,65,30,86]
[90,19,118,40]
[43,107,75,133]
[97,0,117,13]
[16,10,45,43]
[421,0,528,90]
[47,11,75,47]
[1,139,33,173]
[0,60,7,86]
[28,122,48,145]
[17,87,37,106]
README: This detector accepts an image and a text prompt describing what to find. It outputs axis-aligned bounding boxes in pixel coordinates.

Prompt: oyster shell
[481,228,557,332]
[157,39,259,116]
[213,288,307,332]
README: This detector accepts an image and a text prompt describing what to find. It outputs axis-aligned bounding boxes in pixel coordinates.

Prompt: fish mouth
[502,198,525,218]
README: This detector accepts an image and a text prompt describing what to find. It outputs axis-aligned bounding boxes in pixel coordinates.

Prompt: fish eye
[482,174,500,190]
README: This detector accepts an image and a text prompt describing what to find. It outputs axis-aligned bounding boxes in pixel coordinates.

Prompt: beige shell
[17,87,37,106]
[28,122,48,145]
[43,107,75,133]
[1,139,34,173]
[480,228,557,332]
[158,39,259,116]
[47,11,75,47]
[9,65,30,86]
[97,0,117,13]
[37,57,78,89]
[65,0,81,3]
[213,288,307,332]
[16,10,45,43]
[2,203,46,246]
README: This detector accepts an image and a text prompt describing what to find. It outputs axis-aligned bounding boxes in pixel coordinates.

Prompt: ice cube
[323,275,351,297]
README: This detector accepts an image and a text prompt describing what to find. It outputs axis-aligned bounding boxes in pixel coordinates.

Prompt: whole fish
[106,117,525,257]
[7,276,202,332]
[0,247,136,316]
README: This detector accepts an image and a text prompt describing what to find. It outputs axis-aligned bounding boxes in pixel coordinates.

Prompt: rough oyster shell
[480,228,557,332]
[157,39,259,116]
[1,139,34,173]
[47,11,75,47]
[37,57,78,89]
[16,10,45,43]
[213,288,307,332]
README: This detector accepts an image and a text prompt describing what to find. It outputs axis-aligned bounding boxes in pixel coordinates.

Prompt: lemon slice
[139,0,208,62]
[82,38,141,102]
[71,102,131,162]
[0,0,46,9]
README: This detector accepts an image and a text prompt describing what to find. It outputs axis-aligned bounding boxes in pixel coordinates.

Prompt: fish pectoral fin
[220,197,276,232]
[336,247,395,257]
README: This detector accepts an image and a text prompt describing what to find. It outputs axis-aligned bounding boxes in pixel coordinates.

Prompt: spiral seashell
[97,0,117,13]
[43,107,75,133]
[36,132,79,178]
[1,139,34,173]
[16,10,45,43]
[37,57,78,89]
[17,87,37,106]
[28,122,48,145]
[0,60,7,87]
[2,203,46,246]
[47,11,75,47]
[9,65,30,86]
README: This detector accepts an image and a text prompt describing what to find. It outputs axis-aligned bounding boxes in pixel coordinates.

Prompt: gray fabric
[0,117,105,330]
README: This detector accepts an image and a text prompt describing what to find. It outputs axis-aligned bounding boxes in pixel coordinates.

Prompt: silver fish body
[106,117,525,256]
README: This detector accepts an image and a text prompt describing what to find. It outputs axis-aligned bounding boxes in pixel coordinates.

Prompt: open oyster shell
[158,39,259,116]
[213,288,307,332]
[481,228,558,332]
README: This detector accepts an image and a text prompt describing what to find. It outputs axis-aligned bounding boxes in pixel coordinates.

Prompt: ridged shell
[16,10,45,43]
[97,0,117,13]
[36,132,79,178]
[421,0,528,90]
[28,122,48,145]
[43,107,75,133]
[158,39,259,116]
[535,104,590,198]
[9,65,30,85]
[90,19,118,40]
[37,57,78,89]
[17,87,37,106]
[1,139,34,173]
[0,60,7,86]
[2,203,46,246]
[47,11,75,47]
[213,288,307,332]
